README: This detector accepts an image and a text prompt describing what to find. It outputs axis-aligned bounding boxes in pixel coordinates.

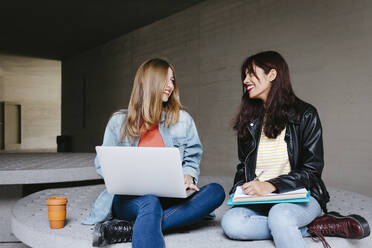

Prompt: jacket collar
[160,111,166,123]
[248,106,300,132]
[248,117,262,141]
[158,111,173,147]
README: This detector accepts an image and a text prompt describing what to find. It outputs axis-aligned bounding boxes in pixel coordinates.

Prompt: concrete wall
[62,0,372,196]
[0,54,61,151]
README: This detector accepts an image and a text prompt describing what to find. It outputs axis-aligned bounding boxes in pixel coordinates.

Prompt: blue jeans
[112,183,225,248]
[221,196,322,248]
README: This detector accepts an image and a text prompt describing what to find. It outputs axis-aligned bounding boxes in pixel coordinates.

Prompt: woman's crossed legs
[113,183,225,248]
[221,196,322,248]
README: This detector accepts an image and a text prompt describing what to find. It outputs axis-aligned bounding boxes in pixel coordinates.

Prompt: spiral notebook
[227,186,310,206]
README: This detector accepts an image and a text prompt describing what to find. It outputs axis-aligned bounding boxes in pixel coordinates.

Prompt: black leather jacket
[230,98,330,212]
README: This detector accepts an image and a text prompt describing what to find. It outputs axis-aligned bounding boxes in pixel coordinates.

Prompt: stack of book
[228,186,310,206]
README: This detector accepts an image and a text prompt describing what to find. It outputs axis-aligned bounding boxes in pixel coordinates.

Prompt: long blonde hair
[120,58,183,143]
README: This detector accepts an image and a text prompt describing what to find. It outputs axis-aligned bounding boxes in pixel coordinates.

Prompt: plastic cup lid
[46,196,68,205]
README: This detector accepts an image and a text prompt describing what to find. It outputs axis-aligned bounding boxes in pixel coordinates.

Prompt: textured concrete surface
[0,186,22,242]
[0,153,99,242]
[0,243,30,248]
[11,176,372,248]
[0,153,99,184]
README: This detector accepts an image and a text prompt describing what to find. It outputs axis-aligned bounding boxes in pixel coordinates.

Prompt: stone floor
[11,176,372,248]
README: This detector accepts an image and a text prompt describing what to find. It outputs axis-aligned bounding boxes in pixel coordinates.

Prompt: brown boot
[308,211,370,248]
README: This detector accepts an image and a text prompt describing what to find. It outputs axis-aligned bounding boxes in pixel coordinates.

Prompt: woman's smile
[246,84,254,92]
[243,65,273,102]
[163,88,172,96]
[162,67,175,102]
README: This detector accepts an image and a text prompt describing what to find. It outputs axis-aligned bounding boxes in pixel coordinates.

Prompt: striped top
[255,127,291,181]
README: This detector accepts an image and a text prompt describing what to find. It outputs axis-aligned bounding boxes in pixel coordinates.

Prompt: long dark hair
[234,51,296,139]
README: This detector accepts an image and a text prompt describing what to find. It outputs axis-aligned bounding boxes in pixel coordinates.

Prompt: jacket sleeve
[267,109,324,193]
[230,162,246,194]
[94,115,120,178]
[229,136,247,193]
[182,116,202,184]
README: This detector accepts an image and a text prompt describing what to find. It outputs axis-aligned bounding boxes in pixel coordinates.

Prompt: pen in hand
[253,170,265,181]
[242,170,270,196]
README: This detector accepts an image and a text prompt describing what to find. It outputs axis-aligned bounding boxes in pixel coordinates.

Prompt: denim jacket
[82,110,203,225]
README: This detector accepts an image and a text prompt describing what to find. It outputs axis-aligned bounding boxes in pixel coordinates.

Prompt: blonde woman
[82,58,225,248]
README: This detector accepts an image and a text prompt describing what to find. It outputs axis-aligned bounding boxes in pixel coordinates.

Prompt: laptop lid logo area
[95,146,189,198]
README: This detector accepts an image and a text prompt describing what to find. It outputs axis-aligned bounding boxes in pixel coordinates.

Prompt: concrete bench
[11,176,372,248]
[0,152,100,242]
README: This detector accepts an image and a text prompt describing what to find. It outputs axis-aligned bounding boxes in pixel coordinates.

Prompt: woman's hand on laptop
[184,174,199,191]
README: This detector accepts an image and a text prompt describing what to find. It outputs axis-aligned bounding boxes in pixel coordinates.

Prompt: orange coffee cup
[46,196,68,229]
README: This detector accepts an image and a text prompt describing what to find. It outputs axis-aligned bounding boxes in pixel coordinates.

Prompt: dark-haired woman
[221,51,368,248]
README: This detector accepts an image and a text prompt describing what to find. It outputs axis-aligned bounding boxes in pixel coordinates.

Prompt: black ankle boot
[92,219,133,247]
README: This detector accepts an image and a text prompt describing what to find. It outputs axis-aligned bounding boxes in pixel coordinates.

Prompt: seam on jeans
[249,216,268,222]
[163,204,184,219]
[133,200,141,208]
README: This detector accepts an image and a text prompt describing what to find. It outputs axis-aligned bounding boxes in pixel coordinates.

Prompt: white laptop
[95,146,195,198]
